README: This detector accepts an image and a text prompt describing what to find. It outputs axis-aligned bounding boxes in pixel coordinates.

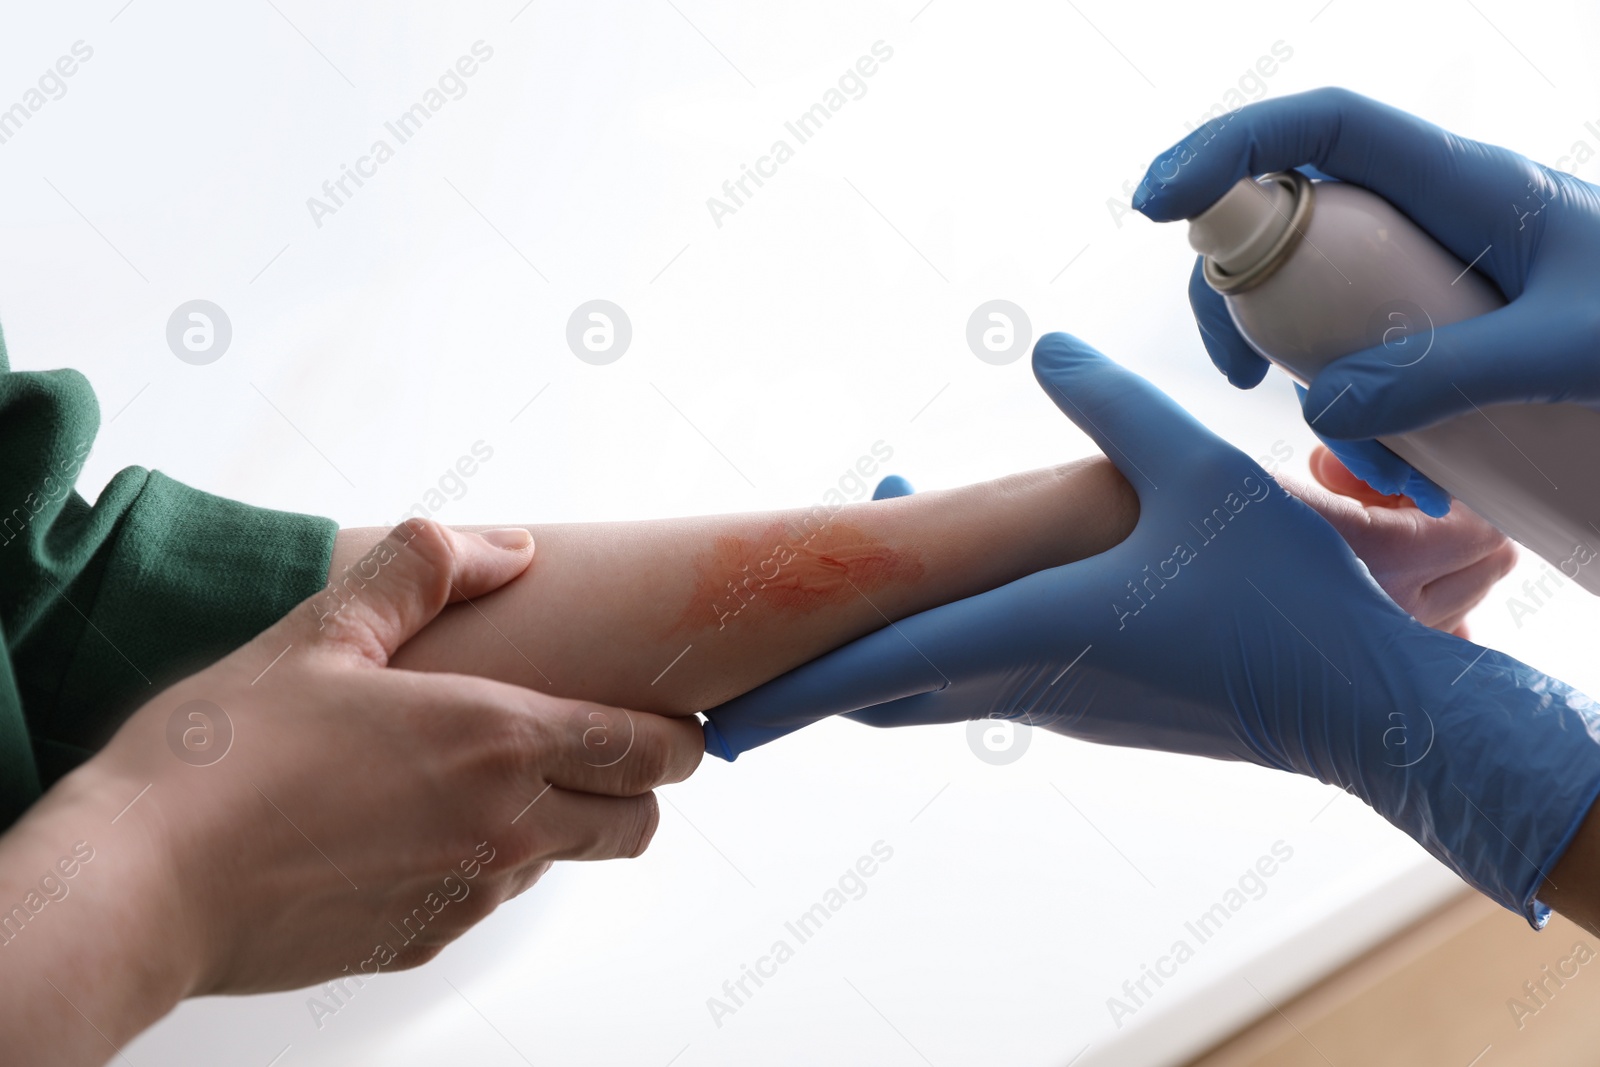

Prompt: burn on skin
[677,519,925,636]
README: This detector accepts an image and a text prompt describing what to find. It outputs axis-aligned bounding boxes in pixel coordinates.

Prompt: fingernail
[481,527,533,550]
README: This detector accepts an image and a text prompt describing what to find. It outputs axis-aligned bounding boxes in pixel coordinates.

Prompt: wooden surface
[1187,891,1600,1067]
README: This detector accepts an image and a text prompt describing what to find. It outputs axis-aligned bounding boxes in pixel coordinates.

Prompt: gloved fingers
[1395,469,1454,520]
[1412,541,1518,633]
[1302,302,1583,440]
[1133,89,1538,276]
[1188,257,1270,388]
[701,619,951,760]
[872,474,915,500]
[1306,442,1412,508]
[1031,332,1228,496]
[1313,436,1451,518]
[1293,385,1452,515]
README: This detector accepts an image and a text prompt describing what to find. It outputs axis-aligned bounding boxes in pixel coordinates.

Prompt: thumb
[1032,332,1227,495]
[259,519,535,666]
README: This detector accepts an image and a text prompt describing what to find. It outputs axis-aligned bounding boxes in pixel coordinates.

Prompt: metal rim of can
[1201,170,1314,295]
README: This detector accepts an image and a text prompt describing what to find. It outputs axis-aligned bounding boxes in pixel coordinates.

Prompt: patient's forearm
[338,457,1138,715]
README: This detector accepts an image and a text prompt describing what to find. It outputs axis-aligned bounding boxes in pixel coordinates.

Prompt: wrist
[0,763,203,1057]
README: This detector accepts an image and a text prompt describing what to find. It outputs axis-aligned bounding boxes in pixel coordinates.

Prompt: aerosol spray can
[1187,171,1600,594]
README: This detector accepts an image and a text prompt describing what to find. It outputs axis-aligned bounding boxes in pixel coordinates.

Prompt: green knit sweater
[0,325,337,831]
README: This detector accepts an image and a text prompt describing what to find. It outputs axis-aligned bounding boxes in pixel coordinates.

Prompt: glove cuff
[1360,629,1600,928]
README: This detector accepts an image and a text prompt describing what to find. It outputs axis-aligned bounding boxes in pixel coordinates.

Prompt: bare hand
[1285,446,1516,636]
[1,519,702,1066]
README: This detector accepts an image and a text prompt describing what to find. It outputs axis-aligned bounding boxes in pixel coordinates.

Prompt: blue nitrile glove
[1137,87,1600,517]
[872,474,914,500]
[705,332,1600,926]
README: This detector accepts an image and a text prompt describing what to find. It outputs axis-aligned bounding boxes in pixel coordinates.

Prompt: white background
[4,1,1600,1064]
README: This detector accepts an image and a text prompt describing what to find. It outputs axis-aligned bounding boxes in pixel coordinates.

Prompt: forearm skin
[374,457,1139,714]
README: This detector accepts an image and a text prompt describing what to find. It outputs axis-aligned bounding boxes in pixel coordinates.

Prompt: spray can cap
[1188,176,1296,275]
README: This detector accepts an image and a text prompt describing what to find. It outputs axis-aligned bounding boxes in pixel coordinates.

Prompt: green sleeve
[0,328,338,831]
